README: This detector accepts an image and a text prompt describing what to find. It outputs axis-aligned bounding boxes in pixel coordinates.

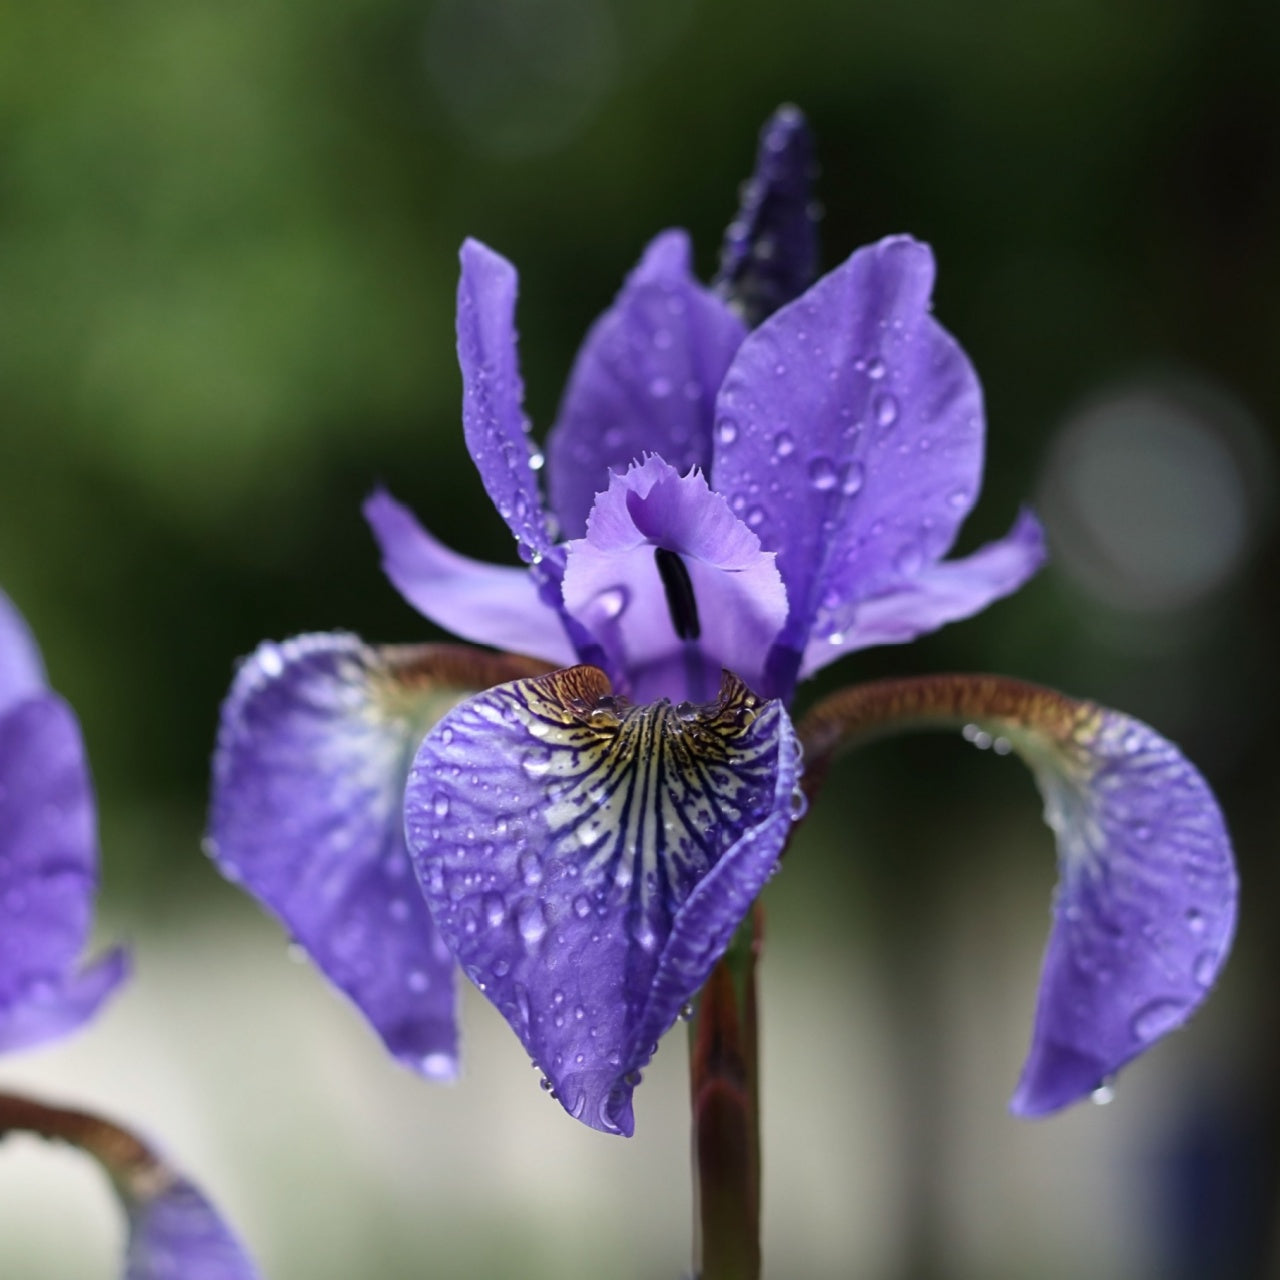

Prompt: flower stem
[689,902,763,1280]
[0,1089,169,1200]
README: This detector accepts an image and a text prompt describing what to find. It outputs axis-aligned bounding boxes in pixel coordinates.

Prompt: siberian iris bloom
[0,588,259,1280]
[210,108,1236,1139]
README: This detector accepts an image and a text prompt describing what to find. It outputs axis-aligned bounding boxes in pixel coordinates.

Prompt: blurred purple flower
[0,590,259,1279]
[210,106,1234,1135]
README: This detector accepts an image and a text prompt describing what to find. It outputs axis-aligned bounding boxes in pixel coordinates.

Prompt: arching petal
[456,238,558,564]
[712,236,989,696]
[125,1179,259,1280]
[801,509,1046,677]
[0,693,127,1052]
[0,589,46,714]
[561,457,787,703]
[365,489,577,667]
[209,634,552,1077]
[545,231,747,539]
[714,103,821,327]
[406,666,801,1136]
[797,674,1237,1116]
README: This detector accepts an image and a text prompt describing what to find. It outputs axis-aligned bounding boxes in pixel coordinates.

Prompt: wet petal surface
[0,693,127,1052]
[406,665,800,1135]
[797,674,1237,1115]
[209,634,548,1076]
[714,103,820,327]
[365,489,577,667]
[562,457,787,702]
[712,236,997,695]
[802,509,1046,675]
[545,231,746,540]
[456,239,558,564]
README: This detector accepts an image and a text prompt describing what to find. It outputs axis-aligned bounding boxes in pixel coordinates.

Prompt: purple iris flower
[0,589,259,1279]
[210,107,1235,1136]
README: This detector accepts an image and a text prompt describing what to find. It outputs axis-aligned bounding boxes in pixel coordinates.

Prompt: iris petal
[209,634,548,1076]
[561,457,788,702]
[0,588,46,713]
[801,508,1046,675]
[456,238,559,565]
[364,489,577,667]
[797,674,1236,1115]
[406,665,800,1136]
[0,693,128,1052]
[714,103,821,327]
[125,1178,259,1280]
[713,236,1022,696]
[545,231,747,540]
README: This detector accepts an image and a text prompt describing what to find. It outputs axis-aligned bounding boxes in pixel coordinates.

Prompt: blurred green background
[1,0,1278,1275]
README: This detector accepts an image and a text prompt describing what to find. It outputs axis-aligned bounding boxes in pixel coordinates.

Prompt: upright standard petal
[0,693,128,1053]
[209,634,550,1078]
[797,674,1237,1116]
[712,236,1009,697]
[0,588,46,713]
[561,457,788,703]
[714,104,821,327]
[364,489,578,668]
[406,666,801,1136]
[546,231,747,539]
[456,238,558,564]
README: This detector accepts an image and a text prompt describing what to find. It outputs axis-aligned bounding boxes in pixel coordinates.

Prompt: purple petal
[1010,706,1236,1116]
[714,104,821,327]
[561,457,788,703]
[364,489,577,668]
[209,634,461,1078]
[406,666,800,1136]
[712,236,993,694]
[0,588,47,715]
[456,238,558,564]
[0,693,127,1052]
[802,509,1047,676]
[545,231,747,539]
[125,1178,259,1280]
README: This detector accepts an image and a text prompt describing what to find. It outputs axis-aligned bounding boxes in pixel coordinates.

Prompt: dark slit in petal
[654,547,701,642]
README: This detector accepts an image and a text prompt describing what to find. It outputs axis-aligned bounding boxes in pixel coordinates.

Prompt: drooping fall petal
[797,673,1237,1115]
[406,665,800,1135]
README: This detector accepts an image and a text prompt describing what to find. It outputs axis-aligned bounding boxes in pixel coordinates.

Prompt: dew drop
[432,793,450,819]
[894,543,923,575]
[1193,950,1218,987]
[440,727,454,746]
[773,431,795,458]
[827,630,846,646]
[1090,1079,1116,1106]
[717,418,739,446]
[517,899,548,946]
[420,1052,454,1079]
[1130,998,1186,1042]
[840,462,865,496]
[873,394,899,430]
[518,851,543,887]
[808,457,839,491]
[483,893,507,927]
[573,894,592,919]
[866,357,886,380]
[1185,908,1206,935]
[947,488,969,510]
[407,969,430,993]
[257,646,284,678]
[597,588,627,621]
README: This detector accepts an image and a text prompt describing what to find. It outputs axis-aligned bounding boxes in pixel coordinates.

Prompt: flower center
[653,548,701,642]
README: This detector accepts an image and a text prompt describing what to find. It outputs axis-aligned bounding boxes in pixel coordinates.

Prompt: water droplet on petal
[407,968,430,993]
[841,462,865,496]
[873,394,899,431]
[866,357,887,380]
[1090,1079,1116,1106]
[517,899,548,947]
[1131,998,1186,1042]
[808,457,839,491]
[895,543,923,575]
[432,793,450,819]
[1193,950,1218,987]
[717,418,739,446]
[773,431,795,458]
